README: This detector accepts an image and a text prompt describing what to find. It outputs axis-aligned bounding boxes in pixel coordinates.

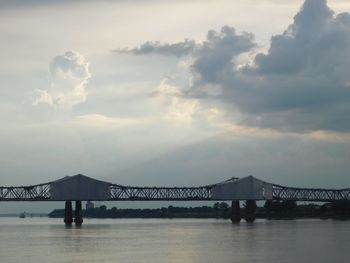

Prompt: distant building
[86,201,94,210]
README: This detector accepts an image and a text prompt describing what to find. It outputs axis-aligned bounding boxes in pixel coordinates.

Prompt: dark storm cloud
[121,0,350,133]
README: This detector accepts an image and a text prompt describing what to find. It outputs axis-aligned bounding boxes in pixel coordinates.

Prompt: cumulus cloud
[191,26,256,85]
[232,0,350,132]
[151,79,200,124]
[122,0,350,134]
[34,51,91,108]
[150,79,231,130]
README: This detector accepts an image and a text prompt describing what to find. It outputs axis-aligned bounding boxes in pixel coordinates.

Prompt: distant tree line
[48,200,350,219]
[258,200,350,219]
[49,202,230,219]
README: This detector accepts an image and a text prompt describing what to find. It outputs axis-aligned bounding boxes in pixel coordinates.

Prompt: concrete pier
[245,200,256,222]
[64,201,73,226]
[74,200,83,226]
[230,200,241,223]
[264,200,273,219]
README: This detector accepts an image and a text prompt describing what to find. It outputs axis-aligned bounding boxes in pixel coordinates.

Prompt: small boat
[19,212,26,218]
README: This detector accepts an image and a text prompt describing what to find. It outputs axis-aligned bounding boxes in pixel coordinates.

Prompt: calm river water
[0,218,349,263]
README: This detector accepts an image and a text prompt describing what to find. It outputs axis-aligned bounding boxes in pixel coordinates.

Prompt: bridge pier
[74,200,83,226]
[264,200,273,219]
[64,201,73,226]
[230,200,241,223]
[245,200,256,222]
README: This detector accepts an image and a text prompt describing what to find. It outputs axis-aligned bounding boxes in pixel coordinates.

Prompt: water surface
[0,218,349,263]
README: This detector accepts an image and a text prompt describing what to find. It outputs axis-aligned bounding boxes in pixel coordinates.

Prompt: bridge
[1,174,349,225]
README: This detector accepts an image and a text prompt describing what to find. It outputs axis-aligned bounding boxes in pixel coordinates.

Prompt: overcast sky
[1,0,350,212]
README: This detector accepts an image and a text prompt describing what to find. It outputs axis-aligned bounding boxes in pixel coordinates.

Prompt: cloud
[151,79,200,124]
[255,0,335,74]
[114,25,255,64]
[191,26,256,85]
[34,51,91,108]
[233,0,350,132]
[122,0,350,134]
[75,114,147,127]
[115,39,197,58]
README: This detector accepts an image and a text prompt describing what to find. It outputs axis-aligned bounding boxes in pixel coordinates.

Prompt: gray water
[0,218,349,263]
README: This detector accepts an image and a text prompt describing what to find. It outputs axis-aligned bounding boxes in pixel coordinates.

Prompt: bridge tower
[50,174,110,226]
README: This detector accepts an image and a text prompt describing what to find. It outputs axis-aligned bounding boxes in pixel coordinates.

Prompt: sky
[1,0,350,212]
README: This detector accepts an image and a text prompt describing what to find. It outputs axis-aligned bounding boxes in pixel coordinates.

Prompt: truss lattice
[0,183,50,201]
[0,180,350,202]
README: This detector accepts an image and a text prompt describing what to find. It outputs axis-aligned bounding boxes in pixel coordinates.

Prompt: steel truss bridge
[0,176,349,202]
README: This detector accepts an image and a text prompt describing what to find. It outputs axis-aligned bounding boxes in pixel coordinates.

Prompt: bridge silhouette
[1,174,349,225]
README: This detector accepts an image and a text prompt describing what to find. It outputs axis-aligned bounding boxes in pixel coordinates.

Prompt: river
[0,218,349,262]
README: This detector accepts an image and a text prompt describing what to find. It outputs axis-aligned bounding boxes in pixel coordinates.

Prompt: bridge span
[1,174,349,225]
